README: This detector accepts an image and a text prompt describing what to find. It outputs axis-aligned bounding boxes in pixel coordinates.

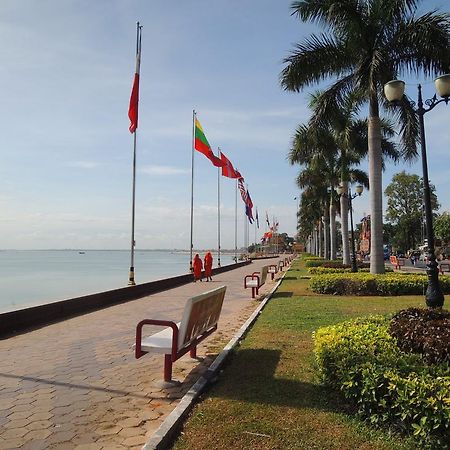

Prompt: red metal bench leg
[256,287,259,296]
[190,346,197,358]
[252,287,256,298]
[164,354,173,382]
[271,273,274,280]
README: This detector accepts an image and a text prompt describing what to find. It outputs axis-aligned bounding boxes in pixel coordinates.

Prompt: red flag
[128,74,139,133]
[220,151,240,178]
[128,28,142,133]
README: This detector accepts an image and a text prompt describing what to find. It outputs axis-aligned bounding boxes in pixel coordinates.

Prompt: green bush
[308,267,393,275]
[310,272,450,295]
[314,316,450,448]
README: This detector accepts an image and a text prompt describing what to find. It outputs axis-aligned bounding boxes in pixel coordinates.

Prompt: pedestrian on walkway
[204,251,213,281]
[193,253,203,282]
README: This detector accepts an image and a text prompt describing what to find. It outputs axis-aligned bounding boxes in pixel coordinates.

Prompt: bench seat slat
[140,322,181,353]
[245,279,260,288]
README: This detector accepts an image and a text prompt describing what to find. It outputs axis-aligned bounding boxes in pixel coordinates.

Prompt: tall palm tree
[280,0,450,273]
[307,92,399,264]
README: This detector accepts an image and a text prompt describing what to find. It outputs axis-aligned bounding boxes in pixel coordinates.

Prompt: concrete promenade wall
[0,261,251,337]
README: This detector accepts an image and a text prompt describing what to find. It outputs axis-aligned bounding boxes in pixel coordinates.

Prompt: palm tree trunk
[314,227,318,255]
[323,206,330,260]
[318,220,323,257]
[340,180,350,264]
[368,100,385,274]
[330,202,337,260]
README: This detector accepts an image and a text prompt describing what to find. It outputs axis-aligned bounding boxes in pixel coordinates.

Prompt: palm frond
[280,34,351,91]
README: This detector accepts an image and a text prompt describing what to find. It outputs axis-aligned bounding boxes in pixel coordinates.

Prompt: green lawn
[173,259,434,450]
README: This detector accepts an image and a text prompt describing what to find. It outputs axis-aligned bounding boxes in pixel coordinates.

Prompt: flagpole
[217,148,221,267]
[234,178,238,263]
[128,22,142,286]
[189,110,196,272]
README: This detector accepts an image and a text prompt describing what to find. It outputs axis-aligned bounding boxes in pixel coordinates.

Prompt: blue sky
[0,0,449,250]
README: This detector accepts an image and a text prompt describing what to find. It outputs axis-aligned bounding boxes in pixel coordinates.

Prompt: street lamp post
[336,184,363,272]
[384,74,450,308]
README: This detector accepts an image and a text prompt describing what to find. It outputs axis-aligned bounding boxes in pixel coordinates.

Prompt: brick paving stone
[118,427,143,438]
[121,435,147,447]
[96,425,122,436]
[25,419,53,431]
[0,259,282,449]
[2,426,29,439]
[20,439,50,450]
[4,418,31,429]
[28,411,54,422]
[45,430,77,445]
[22,428,52,441]
[6,410,33,421]
[120,417,143,428]
[74,444,104,450]
[0,438,25,450]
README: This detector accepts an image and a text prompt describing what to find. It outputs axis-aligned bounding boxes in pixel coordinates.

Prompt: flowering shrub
[310,272,450,295]
[314,316,450,448]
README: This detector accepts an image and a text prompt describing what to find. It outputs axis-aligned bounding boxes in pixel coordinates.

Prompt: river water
[0,250,235,313]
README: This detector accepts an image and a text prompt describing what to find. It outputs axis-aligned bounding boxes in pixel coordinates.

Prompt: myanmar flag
[194,118,225,168]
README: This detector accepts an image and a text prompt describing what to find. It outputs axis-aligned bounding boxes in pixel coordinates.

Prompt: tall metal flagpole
[217,148,221,267]
[234,178,238,263]
[189,110,196,272]
[128,22,142,286]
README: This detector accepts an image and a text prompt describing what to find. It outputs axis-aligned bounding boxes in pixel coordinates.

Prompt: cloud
[140,165,189,175]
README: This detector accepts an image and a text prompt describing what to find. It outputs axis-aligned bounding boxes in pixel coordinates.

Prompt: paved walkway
[0,258,284,450]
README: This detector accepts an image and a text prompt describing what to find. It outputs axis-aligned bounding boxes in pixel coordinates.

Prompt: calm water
[0,250,236,313]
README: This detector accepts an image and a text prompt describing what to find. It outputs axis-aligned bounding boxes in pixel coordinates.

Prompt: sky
[0,0,449,250]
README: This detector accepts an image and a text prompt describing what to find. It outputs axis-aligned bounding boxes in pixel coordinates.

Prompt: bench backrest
[260,265,269,285]
[177,285,227,350]
[390,255,398,265]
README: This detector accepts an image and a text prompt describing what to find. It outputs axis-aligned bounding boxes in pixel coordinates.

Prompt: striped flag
[194,117,225,168]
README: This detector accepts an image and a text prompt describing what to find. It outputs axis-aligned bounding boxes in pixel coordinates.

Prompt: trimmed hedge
[314,316,450,448]
[308,267,393,275]
[310,272,450,295]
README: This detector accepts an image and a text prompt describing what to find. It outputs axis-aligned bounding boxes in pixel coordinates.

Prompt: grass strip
[173,259,428,450]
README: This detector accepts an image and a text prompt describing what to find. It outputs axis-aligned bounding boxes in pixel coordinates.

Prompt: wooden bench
[439,263,450,275]
[267,264,278,280]
[244,265,269,298]
[135,285,227,382]
[390,255,405,270]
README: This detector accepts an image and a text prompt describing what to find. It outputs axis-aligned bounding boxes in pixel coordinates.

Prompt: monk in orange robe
[193,254,203,282]
[204,251,213,281]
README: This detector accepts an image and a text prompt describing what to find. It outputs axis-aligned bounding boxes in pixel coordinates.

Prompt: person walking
[193,254,203,282]
[204,251,213,281]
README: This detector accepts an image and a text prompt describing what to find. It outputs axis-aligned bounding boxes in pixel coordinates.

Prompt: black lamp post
[384,74,450,308]
[336,184,364,272]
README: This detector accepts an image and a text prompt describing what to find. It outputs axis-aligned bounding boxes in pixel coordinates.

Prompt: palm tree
[290,93,385,264]
[280,0,450,273]
[306,92,399,264]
